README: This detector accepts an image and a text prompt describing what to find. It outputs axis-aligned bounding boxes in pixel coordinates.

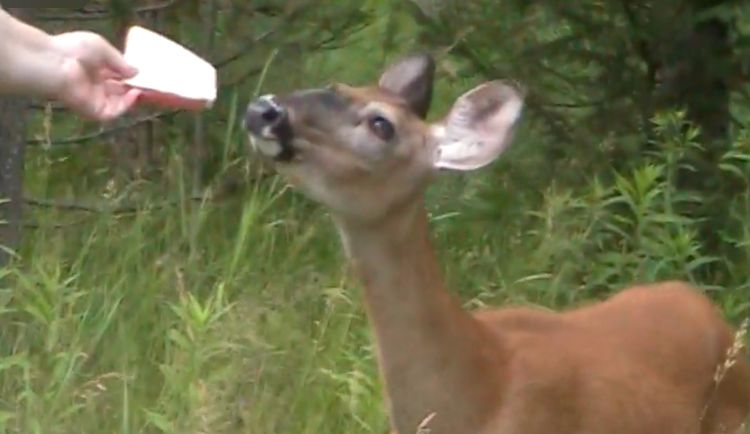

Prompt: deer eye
[368,115,395,141]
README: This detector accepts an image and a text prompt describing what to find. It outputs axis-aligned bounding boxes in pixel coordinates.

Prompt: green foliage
[9,105,750,433]
[0,1,749,433]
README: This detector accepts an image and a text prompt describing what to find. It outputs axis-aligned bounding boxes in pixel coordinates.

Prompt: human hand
[50,31,142,121]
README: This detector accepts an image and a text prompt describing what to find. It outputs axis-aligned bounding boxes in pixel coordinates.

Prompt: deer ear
[431,81,524,171]
[378,53,435,119]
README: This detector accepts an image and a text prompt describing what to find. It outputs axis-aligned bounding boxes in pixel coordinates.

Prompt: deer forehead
[364,101,402,122]
[337,85,422,122]
[335,83,401,104]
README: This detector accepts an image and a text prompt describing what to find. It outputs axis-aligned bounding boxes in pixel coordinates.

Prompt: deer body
[244,53,750,434]
[346,202,747,434]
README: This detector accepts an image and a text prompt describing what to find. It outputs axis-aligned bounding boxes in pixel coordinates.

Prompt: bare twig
[29,102,67,112]
[214,29,277,69]
[23,218,90,229]
[25,197,139,213]
[26,110,178,146]
[33,1,176,21]
[24,195,208,214]
[416,412,437,434]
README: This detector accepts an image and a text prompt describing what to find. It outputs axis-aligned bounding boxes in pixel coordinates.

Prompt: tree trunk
[0,9,30,266]
[656,15,730,191]
[0,97,29,266]
[652,3,732,257]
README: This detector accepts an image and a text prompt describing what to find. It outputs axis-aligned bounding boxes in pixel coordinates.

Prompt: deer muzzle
[244,94,296,162]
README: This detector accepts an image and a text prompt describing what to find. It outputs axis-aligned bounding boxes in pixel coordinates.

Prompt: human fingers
[63,32,138,79]
[97,87,142,121]
[101,46,138,79]
[109,89,141,117]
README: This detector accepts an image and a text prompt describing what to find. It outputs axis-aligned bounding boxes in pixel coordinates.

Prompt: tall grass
[1,48,750,434]
[1,154,386,433]
[1,106,748,433]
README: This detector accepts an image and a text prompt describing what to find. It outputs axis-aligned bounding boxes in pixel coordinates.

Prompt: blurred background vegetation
[0,0,750,432]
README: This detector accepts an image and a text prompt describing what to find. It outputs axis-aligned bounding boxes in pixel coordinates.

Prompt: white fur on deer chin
[249,134,283,158]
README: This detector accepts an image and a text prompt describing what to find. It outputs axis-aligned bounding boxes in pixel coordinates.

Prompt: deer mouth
[245,95,297,163]
[247,125,296,163]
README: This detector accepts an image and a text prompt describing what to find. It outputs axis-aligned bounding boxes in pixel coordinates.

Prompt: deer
[243,52,750,434]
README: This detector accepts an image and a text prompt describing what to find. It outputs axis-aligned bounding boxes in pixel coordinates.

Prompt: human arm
[0,7,141,120]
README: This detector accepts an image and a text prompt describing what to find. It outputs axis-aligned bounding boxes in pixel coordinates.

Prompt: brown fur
[344,202,749,434]
[245,59,750,434]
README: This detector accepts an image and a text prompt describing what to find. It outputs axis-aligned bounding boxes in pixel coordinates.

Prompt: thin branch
[33,1,176,21]
[541,98,611,109]
[24,194,207,214]
[26,110,178,146]
[25,197,136,213]
[29,102,67,112]
[214,29,277,69]
[23,218,90,229]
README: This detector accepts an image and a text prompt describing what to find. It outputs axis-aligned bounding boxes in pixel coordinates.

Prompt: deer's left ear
[378,53,435,119]
[431,81,524,171]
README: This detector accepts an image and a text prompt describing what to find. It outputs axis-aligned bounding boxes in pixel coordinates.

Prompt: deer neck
[334,200,507,433]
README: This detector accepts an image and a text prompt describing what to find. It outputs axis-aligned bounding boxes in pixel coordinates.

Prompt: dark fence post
[0,8,30,267]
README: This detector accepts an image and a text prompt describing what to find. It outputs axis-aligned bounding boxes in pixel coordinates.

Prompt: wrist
[28,44,69,100]
[46,36,81,100]
[0,9,68,98]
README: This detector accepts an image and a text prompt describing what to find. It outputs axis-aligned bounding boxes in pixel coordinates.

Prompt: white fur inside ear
[433,83,523,171]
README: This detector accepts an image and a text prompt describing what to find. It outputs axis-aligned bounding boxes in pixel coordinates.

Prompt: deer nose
[244,95,288,137]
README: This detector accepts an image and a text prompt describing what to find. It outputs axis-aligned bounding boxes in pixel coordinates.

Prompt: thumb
[98,41,138,79]
[72,33,138,79]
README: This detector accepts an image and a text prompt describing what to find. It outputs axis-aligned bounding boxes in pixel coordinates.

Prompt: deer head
[244,53,524,226]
